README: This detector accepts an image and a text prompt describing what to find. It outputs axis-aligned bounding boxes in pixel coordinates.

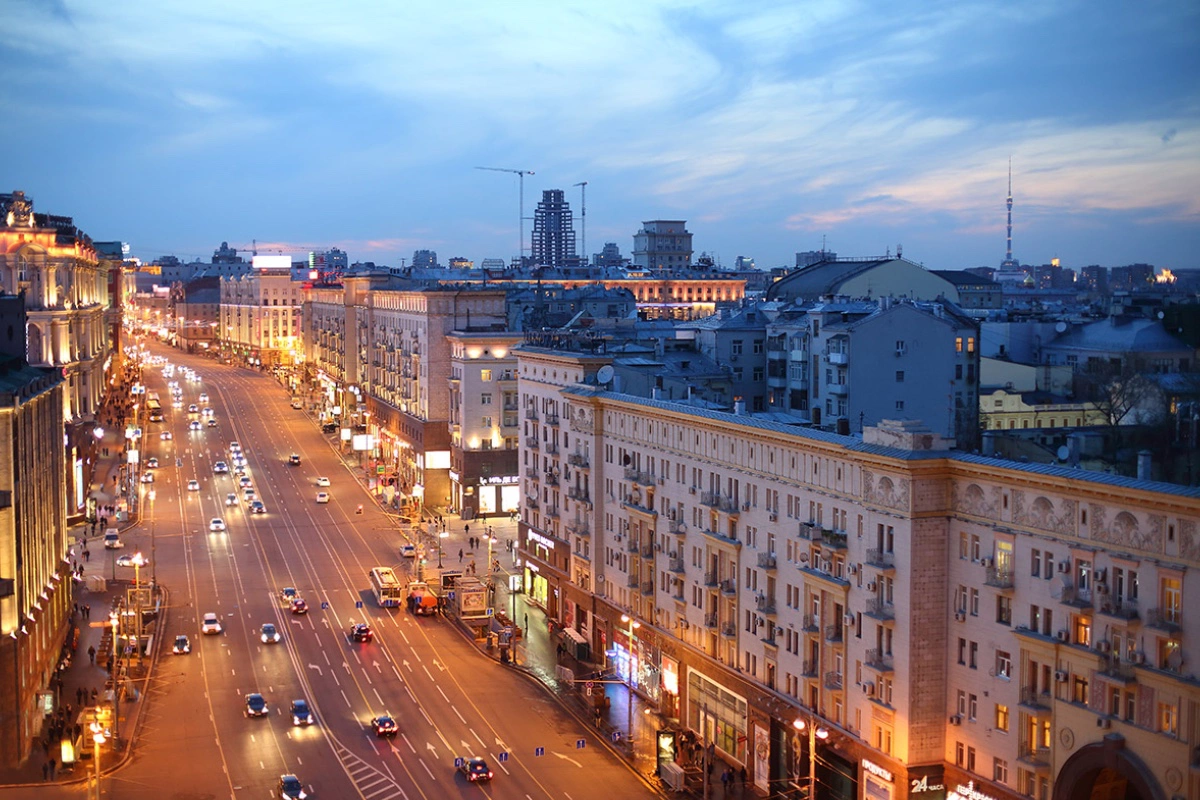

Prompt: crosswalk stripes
[333,741,410,800]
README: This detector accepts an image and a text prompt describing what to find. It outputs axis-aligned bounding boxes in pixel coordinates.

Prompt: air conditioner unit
[1096,583,1109,594]
[1131,652,1146,665]
[954,611,966,622]
[689,487,697,495]
[1054,670,1069,682]
[981,557,993,568]
[1056,630,1070,643]
[1096,718,1112,730]
[843,613,856,626]
[863,682,876,697]
[1096,641,1111,654]
[948,715,962,726]
[742,502,751,511]
[769,513,778,522]
[867,581,877,592]
[1096,568,1107,583]
[847,564,858,575]
[1058,560,1070,573]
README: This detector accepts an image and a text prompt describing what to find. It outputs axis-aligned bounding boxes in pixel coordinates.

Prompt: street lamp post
[793,716,829,799]
[108,614,120,747]
[148,490,157,593]
[130,552,147,667]
[620,614,641,743]
[89,718,107,800]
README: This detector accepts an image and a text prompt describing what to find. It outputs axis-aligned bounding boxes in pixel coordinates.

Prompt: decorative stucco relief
[953,483,1000,519]
[1013,491,1076,536]
[1089,508,1164,555]
[863,471,910,511]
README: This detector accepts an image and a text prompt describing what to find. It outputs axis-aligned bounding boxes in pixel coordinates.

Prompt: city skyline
[2,0,1197,271]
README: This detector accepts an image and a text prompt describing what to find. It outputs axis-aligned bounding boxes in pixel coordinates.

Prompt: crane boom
[476,166,536,265]
[573,181,588,262]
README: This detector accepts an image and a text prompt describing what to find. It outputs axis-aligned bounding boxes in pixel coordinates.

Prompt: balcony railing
[641,545,655,558]
[704,571,719,587]
[801,614,819,632]
[720,579,737,595]
[669,557,685,573]
[668,519,686,534]
[721,622,736,638]
[824,671,843,690]
[525,436,540,449]
[545,506,560,519]
[866,598,896,621]
[824,624,843,642]
[755,595,776,615]
[1019,688,1051,709]
[627,574,640,588]
[567,452,590,468]
[1062,585,1093,609]
[626,539,639,553]
[1100,598,1139,621]
[565,519,590,537]
[567,487,591,503]
[1146,607,1181,631]
[525,496,539,509]
[641,581,655,595]
[704,614,718,629]
[545,414,560,427]
[985,566,1015,589]
[524,408,538,420]
[801,660,818,677]
[1018,746,1051,767]
[757,553,777,569]
[865,549,895,569]
[864,649,894,671]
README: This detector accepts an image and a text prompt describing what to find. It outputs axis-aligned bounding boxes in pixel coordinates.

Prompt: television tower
[1003,158,1016,267]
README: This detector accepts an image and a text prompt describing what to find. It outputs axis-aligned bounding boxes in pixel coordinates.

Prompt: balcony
[567,487,592,504]
[1018,746,1052,768]
[1019,687,1051,710]
[669,557,685,573]
[798,522,816,541]
[826,350,848,365]
[720,579,737,596]
[1146,607,1181,632]
[545,414,560,427]
[641,580,655,595]
[624,468,654,486]
[704,571,719,588]
[641,545,655,558]
[801,660,818,677]
[524,408,538,421]
[824,624,843,643]
[801,614,819,633]
[755,594,776,615]
[1062,585,1093,609]
[525,436,540,450]
[985,566,1015,589]
[525,496,539,510]
[700,491,720,509]
[565,519,590,537]
[704,614,718,629]
[824,671,843,690]
[817,528,848,550]
[543,442,559,456]
[865,549,895,570]
[864,648,894,671]
[827,382,848,396]
[1100,658,1137,683]
[545,506,560,519]
[865,598,895,621]
[525,467,540,481]
[544,472,559,486]
[626,539,640,553]
[1099,598,1139,621]
[567,452,590,468]
[627,574,640,588]
[668,519,687,535]
[757,553,777,570]
[721,622,737,638]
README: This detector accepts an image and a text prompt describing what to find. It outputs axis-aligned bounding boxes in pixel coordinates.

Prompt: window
[958,638,967,665]
[957,690,967,715]
[481,416,493,428]
[995,704,1009,732]
[970,588,980,616]
[971,535,981,562]
[1043,551,1054,580]
[895,401,905,411]
[1158,702,1178,736]
[956,337,964,353]
[1072,675,1089,705]
[955,741,965,767]
[1031,549,1041,577]
[997,596,1012,625]
[1161,577,1182,623]
[967,746,976,773]
[480,369,493,382]
[732,340,744,355]
[481,393,493,405]
[895,371,905,383]
[969,641,978,669]
[959,532,969,560]
[996,650,1012,679]
[968,693,978,720]
[993,757,1008,784]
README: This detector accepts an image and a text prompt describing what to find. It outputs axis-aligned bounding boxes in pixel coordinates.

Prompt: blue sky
[2,0,1197,271]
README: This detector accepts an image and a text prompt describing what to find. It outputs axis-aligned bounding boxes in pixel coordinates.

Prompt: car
[278,774,307,800]
[232,454,246,467]
[239,476,253,488]
[198,393,208,403]
[260,623,281,643]
[201,613,222,635]
[160,431,173,440]
[146,457,159,469]
[226,492,238,506]
[234,463,247,476]
[315,476,330,487]
[349,623,374,643]
[187,404,199,414]
[370,715,398,737]
[280,587,298,602]
[206,419,218,428]
[290,699,314,726]
[104,530,123,549]
[202,407,214,418]
[140,472,155,483]
[400,543,417,559]
[213,461,229,474]
[290,598,308,615]
[115,554,142,567]
[171,400,183,409]
[172,634,191,655]
[189,420,202,431]
[288,454,301,466]
[187,480,200,491]
[458,757,494,783]
[250,500,266,514]
[316,492,330,504]
[209,518,226,532]
[321,422,338,433]
[243,487,256,500]
[291,399,303,410]
[245,692,268,718]
[229,441,241,452]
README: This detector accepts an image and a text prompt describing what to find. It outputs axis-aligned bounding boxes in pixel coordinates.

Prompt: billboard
[252,255,292,271]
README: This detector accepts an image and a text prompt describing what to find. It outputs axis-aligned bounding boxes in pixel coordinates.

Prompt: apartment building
[514,337,1198,800]
[219,266,303,366]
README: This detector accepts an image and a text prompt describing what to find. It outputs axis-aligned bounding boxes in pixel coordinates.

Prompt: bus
[146,393,163,422]
[369,567,404,608]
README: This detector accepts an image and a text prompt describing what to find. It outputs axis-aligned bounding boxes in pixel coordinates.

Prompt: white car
[214,461,229,474]
[209,518,226,532]
[199,393,209,403]
[315,477,330,487]
[226,493,238,506]
[316,492,330,504]
[189,420,202,431]
[229,441,242,453]
[201,613,222,635]
[146,457,159,469]
[160,431,173,441]
[187,480,200,491]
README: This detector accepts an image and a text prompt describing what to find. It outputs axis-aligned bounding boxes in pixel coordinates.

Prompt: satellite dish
[1056,446,1070,462]
[1055,321,1067,333]
[596,365,614,385]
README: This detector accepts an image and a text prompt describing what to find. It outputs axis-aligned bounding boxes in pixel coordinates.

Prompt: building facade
[220,267,303,366]
[633,220,694,271]
[530,189,578,270]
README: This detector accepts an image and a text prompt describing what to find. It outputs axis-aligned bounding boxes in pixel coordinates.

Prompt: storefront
[686,668,748,764]
[451,471,520,519]
[524,562,550,608]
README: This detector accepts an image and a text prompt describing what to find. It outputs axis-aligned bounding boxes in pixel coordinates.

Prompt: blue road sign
[486,607,494,616]
[355,600,363,608]
[454,757,464,768]
[534,747,545,757]
[321,601,329,610]
[576,739,586,749]
[498,752,509,762]
[448,591,456,601]
[612,731,622,743]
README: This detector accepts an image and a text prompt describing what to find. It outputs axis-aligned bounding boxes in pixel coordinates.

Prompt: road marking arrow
[372,660,382,673]
[432,659,446,672]
[425,742,438,760]
[552,752,583,767]
[402,659,412,671]
[307,664,323,676]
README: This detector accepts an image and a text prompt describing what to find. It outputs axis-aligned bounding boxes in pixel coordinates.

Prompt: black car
[278,774,308,800]
[458,757,494,782]
[370,715,398,737]
[290,699,314,726]
[290,598,309,615]
[321,422,338,433]
[349,623,374,643]
[245,693,268,717]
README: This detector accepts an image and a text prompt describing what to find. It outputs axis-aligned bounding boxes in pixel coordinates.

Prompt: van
[103,529,123,550]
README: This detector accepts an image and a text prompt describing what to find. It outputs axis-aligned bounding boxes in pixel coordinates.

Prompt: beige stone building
[220,267,303,366]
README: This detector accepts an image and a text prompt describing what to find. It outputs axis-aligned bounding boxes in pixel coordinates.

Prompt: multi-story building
[0,294,68,767]
[220,266,303,366]
[530,189,578,270]
[447,332,522,518]
[514,337,1199,800]
[766,257,961,304]
[633,220,693,271]
[0,191,117,514]
[173,277,220,353]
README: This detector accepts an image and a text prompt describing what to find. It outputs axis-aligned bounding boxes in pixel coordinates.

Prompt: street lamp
[130,552,147,667]
[148,489,157,592]
[108,613,120,747]
[89,717,107,800]
[620,614,641,742]
[793,716,829,800]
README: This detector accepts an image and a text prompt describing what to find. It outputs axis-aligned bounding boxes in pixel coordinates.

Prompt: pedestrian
[85,604,91,619]
[76,686,83,705]
[524,613,529,634]
[740,765,748,793]
[87,645,96,664]
[83,548,90,563]
[464,524,470,540]
[48,758,55,779]
[42,762,48,781]
[458,549,464,563]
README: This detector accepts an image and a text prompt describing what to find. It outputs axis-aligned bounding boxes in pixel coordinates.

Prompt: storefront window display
[687,669,747,763]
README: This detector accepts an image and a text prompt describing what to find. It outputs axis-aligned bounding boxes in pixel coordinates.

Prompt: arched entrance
[1055,734,1164,800]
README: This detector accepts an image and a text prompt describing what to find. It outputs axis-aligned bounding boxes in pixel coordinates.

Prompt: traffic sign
[576,739,586,749]
[586,680,595,689]
[586,688,592,697]
[355,600,363,608]
[454,757,464,768]
[498,752,509,762]
[534,747,545,757]
[611,731,622,743]
[321,601,329,610]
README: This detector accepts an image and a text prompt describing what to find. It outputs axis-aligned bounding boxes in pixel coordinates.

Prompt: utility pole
[476,166,536,266]
[573,181,588,263]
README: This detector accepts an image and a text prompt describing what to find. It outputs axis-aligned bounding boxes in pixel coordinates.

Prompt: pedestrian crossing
[332,741,410,800]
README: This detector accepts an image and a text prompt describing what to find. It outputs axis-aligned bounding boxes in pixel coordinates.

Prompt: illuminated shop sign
[948,781,994,800]
[861,759,893,783]
[527,531,556,550]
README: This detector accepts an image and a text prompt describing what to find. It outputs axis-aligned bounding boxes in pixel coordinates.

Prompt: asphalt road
[79,348,656,800]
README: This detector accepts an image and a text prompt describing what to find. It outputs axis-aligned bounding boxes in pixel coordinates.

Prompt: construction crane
[475,166,535,265]
[573,181,588,263]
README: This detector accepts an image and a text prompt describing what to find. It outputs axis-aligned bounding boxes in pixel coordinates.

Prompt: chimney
[1137,450,1153,481]
[733,399,746,416]
[981,431,996,458]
